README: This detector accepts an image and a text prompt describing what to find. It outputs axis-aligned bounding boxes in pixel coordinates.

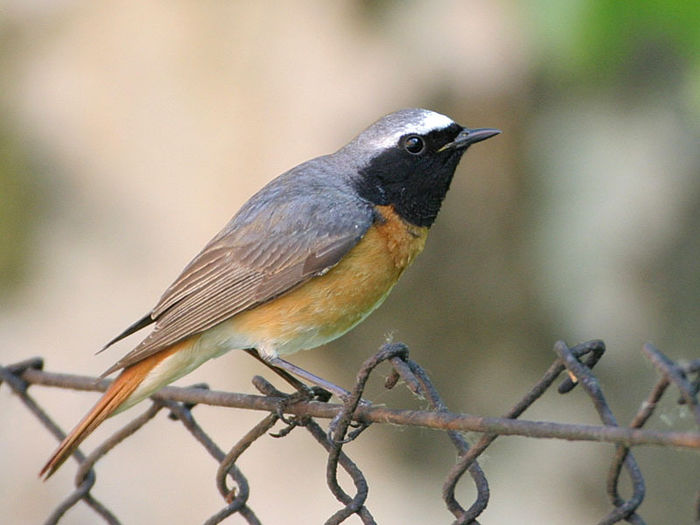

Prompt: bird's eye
[404,135,425,155]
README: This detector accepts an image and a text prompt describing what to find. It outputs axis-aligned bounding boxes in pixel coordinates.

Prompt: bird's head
[344,108,500,227]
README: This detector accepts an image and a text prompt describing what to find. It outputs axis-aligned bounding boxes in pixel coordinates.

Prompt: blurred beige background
[1,1,698,523]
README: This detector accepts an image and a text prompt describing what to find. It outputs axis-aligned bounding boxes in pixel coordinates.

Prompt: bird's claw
[269,385,332,437]
[326,396,372,444]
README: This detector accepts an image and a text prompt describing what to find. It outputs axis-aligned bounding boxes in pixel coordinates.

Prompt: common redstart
[41,108,499,478]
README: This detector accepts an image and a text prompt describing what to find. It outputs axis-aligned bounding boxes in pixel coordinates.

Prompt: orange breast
[227,205,428,356]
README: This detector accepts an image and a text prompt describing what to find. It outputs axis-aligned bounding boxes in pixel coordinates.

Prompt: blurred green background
[1,1,698,523]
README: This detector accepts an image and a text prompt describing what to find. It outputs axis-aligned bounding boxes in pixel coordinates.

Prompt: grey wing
[101,181,374,376]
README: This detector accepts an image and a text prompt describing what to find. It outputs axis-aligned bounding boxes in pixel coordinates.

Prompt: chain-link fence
[1,340,698,524]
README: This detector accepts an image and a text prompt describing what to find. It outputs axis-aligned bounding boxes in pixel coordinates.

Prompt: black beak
[441,127,501,151]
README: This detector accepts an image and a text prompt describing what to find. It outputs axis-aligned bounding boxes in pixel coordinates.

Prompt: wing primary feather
[152,246,232,316]
[97,313,154,354]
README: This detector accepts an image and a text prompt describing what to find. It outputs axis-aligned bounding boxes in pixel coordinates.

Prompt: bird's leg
[249,350,372,444]
[247,347,352,400]
[245,350,333,432]
[243,349,313,394]
[265,355,353,400]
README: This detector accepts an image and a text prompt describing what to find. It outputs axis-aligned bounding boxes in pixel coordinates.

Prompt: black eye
[404,135,425,155]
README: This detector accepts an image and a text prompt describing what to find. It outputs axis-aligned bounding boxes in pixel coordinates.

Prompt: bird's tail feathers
[39,344,179,480]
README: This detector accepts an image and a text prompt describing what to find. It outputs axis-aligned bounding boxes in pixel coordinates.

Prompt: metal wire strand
[554,341,646,524]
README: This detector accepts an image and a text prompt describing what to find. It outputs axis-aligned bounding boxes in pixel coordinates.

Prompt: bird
[40,108,499,479]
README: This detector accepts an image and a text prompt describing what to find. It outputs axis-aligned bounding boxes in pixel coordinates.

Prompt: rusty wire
[1,340,699,524]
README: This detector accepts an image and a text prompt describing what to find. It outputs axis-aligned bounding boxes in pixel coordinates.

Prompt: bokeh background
[1,1,698,523]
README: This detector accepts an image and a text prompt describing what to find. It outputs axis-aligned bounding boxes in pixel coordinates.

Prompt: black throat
[353,123,466,227]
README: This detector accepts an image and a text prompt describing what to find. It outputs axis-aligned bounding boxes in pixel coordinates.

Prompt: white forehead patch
[415,111,455,133]
[370,110,456,149]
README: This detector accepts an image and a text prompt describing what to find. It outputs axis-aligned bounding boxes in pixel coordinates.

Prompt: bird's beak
[439,127,501,152]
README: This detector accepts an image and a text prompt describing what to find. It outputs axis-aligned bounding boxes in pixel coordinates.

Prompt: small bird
[40,108,499,478]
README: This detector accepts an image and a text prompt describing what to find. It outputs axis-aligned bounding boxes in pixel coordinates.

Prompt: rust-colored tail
[40,343,183,479]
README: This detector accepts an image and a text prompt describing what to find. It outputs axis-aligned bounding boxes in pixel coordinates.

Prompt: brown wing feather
[101,182,374,376]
